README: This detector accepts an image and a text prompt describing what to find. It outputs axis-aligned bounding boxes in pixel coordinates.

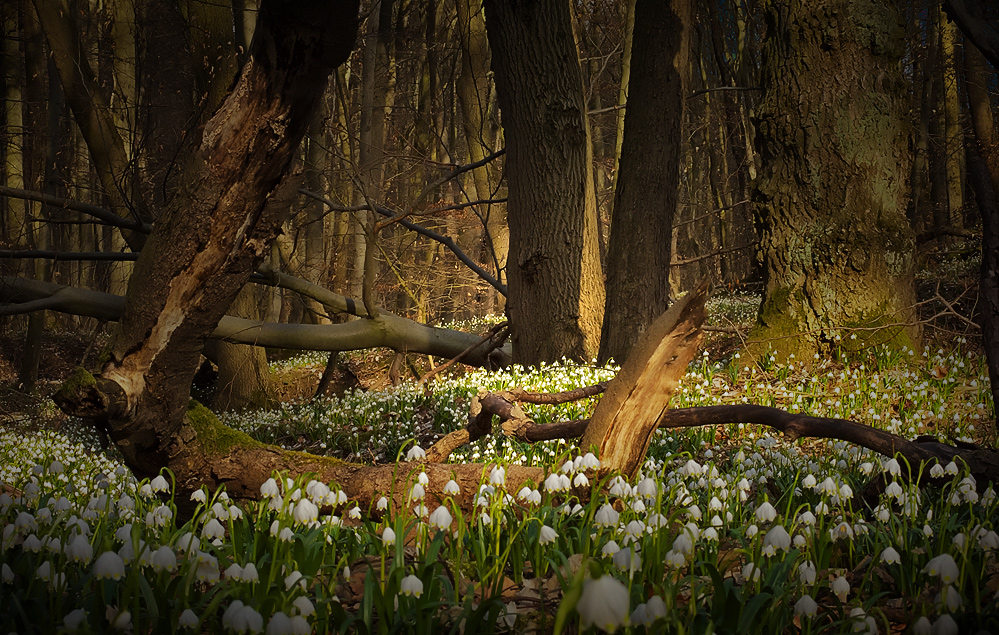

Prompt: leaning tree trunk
[598,0,691,365]
[483,0,605,366]
[54,0,361,482]
[750,0,919,360]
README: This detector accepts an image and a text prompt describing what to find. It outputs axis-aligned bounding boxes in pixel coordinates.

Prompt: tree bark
[750,0,919,360]
[598,0,691,365]
[483,0,605,366]
[49,0,361,482]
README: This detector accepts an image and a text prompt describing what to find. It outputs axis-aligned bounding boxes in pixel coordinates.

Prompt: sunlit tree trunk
[598,0,691,365]
[751,0,919,360]
[939,5,964,228]
[483,0,605,365]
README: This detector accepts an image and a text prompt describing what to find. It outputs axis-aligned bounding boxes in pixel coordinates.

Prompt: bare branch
[0,186,149,233]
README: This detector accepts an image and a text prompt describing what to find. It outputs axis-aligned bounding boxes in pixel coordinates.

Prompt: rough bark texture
[964,41,999,432]
[582,280,706,478]
[52,0,361,480]
[484,0,605,366]
[750,0,919,360]
[598,0,691,365]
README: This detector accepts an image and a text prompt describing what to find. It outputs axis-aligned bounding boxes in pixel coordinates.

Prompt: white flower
[293,499,319,525]
[687,505,702,521]
[195,552,220,584]
[400,574,424,598]
[291,596,315,617]
[63,608,88,632]
[150,474,170,494]
[741,562,761,582]
[223,601,263,633]
[944,461,959,476]
[266,612,293,635]
[602,540,621,557]
[443,480,460,496]
[931,614,958,635]
[832,575,850,601]
[930,464,945,478]
[151,545,177,572]
[203,518,226,539]
[2,563,13,583]
[539,525,558,545]
[681,459,702,477]
[191,489,208,504]
[755,501,777,523]
[794,594,818,617]
[594,504,620,528]
[285,570,306,591]
[884,458,901,476]
[850,607,877,634]
[66,534,93,564]
[579,453,601,470]
[545,472,565,492]
[241,563,259,583]
[348,506,361,520]
[799,560,817,585]
[573,472,590,488]
[881,547,901,565]
[612,547,642,573]
[830,521,855,542]
[225,563,244,581]
[489,465,506,487]
[429,505,453,531]
[923,553,959,584]
[382,527,396,546]
[745,524,759,538]
[377,497,388,511]
[408,483,425,502]
[577,575,630,632]
[406,445,426,461]
[762,525,791,556]
[179,609,199,628]
[93,551,126,580]
[936,585,963,612]
[912,616,931,635]
[801,474,817,489]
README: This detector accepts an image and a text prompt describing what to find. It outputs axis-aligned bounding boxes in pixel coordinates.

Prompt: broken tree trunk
[579,280,708,477]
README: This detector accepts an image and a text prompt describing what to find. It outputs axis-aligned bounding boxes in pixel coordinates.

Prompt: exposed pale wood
[580,280,708,477]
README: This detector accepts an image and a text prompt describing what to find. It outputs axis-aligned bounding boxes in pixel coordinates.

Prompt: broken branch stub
[580,279,709,478]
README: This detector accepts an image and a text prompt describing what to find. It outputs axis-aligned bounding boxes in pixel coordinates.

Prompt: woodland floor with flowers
[1,282,997,634]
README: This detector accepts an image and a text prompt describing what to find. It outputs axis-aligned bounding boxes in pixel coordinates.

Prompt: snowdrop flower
[400,574,424,598]
[573,472,589,488]
[912,617,932,635]
[594,504,619,528]
[881,547,901,565]
[930,614,958,635]
[241,563,259,583]
[687,505,702,521]
[63,609,88,632]
[292,596,315,617]
[798,511,816,526]
[179,609,199,629]
[443,480,460,496]
[94,551,126,580]
[266,612,293,635]
[745,524,759,539]
[741,562,761,582]
[930,463,945,478]
[818,477,838,496]
[348,506,361,520]
[429,505,453,531]
[65,534,93,564]
[613,546,642,573]
[203,518,226,540]
[830,521,854,541]
[763,525,791,556]
[832,575,850,601]
[285,570,306,591]
[223,601,263,633]
[539,525,558,545]
[293,499,319,525]
[579,453,600,470]
[406,445,426,461]
[681,459,703,477]
[636,478,658,498]
[815,501,830,515]
[850,607,877,634]
[489,465,506,487]
[578,575,630,632]
[794,595,818,618]
[408,483,425,502]
[799,560,817,585]
[801,474,817,489]
[2,563,13,583]
[923,554,959,584]
[191,489,208,504]
[944,461,959,476]
[195,552,220,584]
[225,563,244,581]
[979,530,999,551]
[527,489,542,505]
[150,474,170,494]
[381,526,396,546]
[376,497,388,511]
[36,561,51,583]
[935,585,963,612]
[755,501,777,523]
[884,458,901,476]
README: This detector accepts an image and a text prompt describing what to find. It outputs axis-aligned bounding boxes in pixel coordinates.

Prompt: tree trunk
[598,0,691,365]
[750,0,919,360]
[939,5,964,228]
[483,0,605,366]
[964,41,999,434]
[51,0,361,486]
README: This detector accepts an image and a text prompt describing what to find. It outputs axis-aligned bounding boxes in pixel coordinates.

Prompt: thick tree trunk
[750,0,919,360]
[52,0,361,481]
[964,41,999,433]
[598,0,691,365]
[483,0,605,366]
